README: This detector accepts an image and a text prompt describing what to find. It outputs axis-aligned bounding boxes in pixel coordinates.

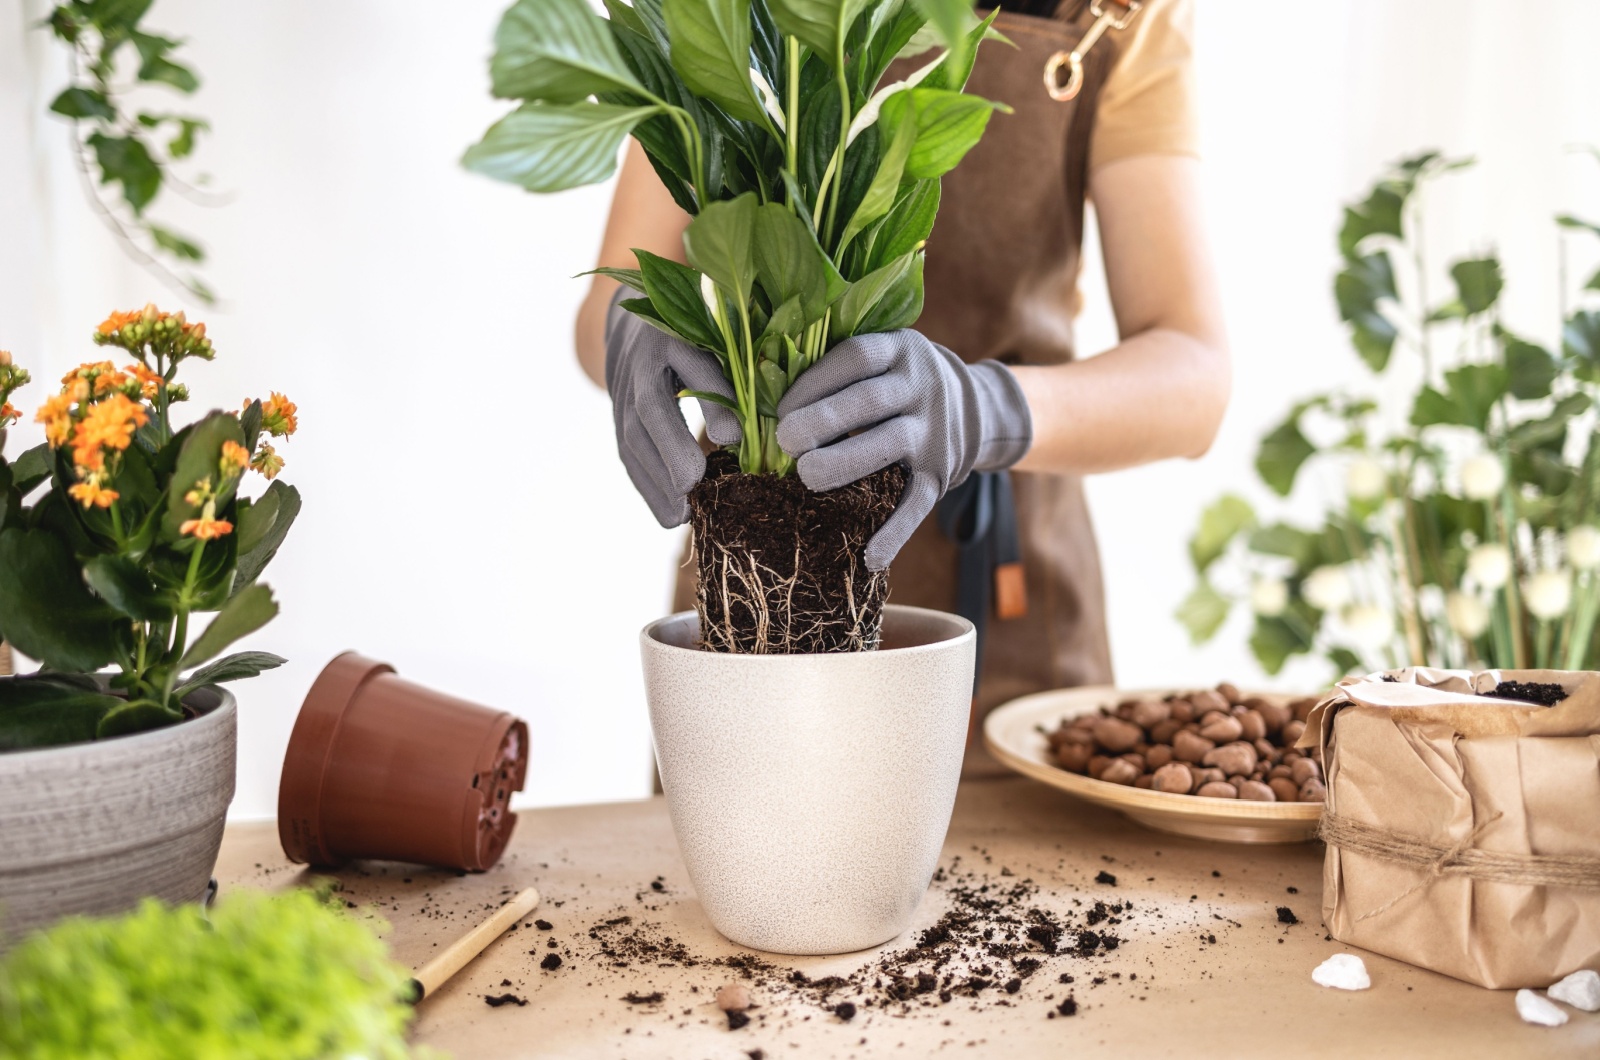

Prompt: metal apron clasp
[1043,0,1142,102]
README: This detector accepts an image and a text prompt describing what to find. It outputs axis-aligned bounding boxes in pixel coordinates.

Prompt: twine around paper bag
[1320,813,1600,922]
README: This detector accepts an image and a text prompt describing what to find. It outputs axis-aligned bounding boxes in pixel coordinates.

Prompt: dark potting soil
[1485,680,1568,707]
[484,993,527,1007]
[688,449,904,654]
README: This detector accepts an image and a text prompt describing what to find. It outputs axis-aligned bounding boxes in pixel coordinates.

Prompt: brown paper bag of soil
[1302,667,1600,988]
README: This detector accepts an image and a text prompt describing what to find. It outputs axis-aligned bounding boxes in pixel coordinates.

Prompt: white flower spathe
[1467,544,1511,590]
[1460,453,1506,501]
[749,67,786,133]
[1523,569,1573,621]
[1345,457,1387,501]
[1342,603,1392,646]
[1250,577,1289,617]
[1302,566,1353,612]
[1567,525,1600,571]
[1446,592,1491,640]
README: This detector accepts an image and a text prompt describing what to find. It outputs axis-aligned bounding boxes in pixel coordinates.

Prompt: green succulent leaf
[0,676,122,751]
[180,583,278,670]
[97,698,185,740]
[490,0,646,101]
[463,101,662,193]
[0,528,122,672]
[83,554,173,621]
[174,650,287,700]
[161,411,246,542]
[233,481,301,591]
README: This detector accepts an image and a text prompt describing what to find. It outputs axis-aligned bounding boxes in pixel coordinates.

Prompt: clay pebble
[1311,953,1370,990]
[1549,969,1600,1012]
[1515,988,1569,1027]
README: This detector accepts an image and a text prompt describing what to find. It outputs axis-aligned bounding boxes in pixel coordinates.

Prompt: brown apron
[674,2,1122,777]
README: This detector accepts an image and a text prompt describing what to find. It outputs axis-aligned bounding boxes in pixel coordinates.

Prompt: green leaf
[97,699,184,740]
[635,250,723,349]
[908,0,974,74]
[1334,251,1398,371]
[838,104,916,252]
[87,132,162,215]
[662,0,764,124]
[867,178,937,271]
[684,192,759,305]
[1256,414,1317,496]
[1248,522,1320,571]
[83,554,173,621]
[180,584,278,670]
[753,202,833,323]
[234,481,301,591]
[887,87,1003,180]
[489,0,645,101]
[1450,256,1503,316]
[149,224,204,261]
[581,266,646,292]
[166,117,206,158]
[922,8,1000,92]
[769,0,870,64]
[1556,213,1600,238]
[463,101,661,193]
[679,388,740,412]
[854,251,923,334]
[1327,646,1363,677]
[1189,494,1254,572]
[0,528,121,671]
[1409,363,1507,432]
[1250,608,1316,675]
[754,358,789,417]
[1501,330,1557,400]
[1338,184,1404,258]
[174,650,286,699]
[10,443,51,496]
[49,86,115,120]
[0,676,122,751]
[1176,579,1229,645]
[161,411,246,542]
[831,249,918,339]
[137,56,199,93]
[1507,392,1590,451]
[1565,309,1600,364]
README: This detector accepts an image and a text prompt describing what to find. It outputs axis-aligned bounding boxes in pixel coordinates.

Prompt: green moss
[0,889,419,1059]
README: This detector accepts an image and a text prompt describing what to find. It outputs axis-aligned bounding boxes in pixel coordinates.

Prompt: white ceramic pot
[0,685,236,943]
[641,604,975,954]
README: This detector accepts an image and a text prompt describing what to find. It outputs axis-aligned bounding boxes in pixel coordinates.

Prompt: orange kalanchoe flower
[258,392,298,436]
[126,362,162,399]
[68,479,120,509]
[250,442,285,480]
[0,402,17,428]
[220,440,249,473]
[70,393,148,469]
[35,392,74,446]
[181,516,234,540]
[96,309,144,337]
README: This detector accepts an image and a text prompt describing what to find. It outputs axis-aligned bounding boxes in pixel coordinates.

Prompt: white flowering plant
[1181,152,1600,675]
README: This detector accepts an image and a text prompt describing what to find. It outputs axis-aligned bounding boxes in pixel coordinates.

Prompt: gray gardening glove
[775,330,1032,570]
[605,293,741,526]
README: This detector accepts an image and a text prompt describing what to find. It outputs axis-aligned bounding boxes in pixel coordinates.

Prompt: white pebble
[1516,989,1569,1027]
[1311,953,1371,990]
[1549,969,1600,1012]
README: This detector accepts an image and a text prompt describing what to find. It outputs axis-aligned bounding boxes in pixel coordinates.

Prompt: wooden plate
[983,686,1324,844]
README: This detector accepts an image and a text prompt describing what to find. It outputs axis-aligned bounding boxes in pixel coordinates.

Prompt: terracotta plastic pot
[278,653,528,872]
[642,604,976,954]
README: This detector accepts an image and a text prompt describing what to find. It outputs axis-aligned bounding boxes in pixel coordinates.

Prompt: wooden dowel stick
[407,886,540,1003]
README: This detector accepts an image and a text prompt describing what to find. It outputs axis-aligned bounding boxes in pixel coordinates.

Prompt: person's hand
[775,330,1032,570]
[605,294,741,526]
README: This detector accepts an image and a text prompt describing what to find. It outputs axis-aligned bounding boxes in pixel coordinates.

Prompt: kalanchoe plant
[0,888,416,1060]
[42,0,220,303]
[1180,151,1600,676]
[0,305,300,749]
[463,0,1006,475]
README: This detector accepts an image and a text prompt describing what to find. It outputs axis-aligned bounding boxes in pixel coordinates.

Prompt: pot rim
[0,678,236,762]
[642,603,975,661]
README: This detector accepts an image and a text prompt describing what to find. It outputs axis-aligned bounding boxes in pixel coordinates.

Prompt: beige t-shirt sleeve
[1088,0,1199,173]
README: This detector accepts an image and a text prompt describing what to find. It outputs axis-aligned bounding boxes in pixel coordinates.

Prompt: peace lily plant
[1182,152,1600,676]
[0,306,299,749]
[463,0,1006,474]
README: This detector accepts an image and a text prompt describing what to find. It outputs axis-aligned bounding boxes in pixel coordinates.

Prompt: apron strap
[937,470,1028,693]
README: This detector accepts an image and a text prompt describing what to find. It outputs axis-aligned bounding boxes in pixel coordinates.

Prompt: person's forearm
[1010,327,1230,475]
[575,277,617,389]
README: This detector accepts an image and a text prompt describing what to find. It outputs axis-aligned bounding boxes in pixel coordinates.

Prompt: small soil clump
[688,450,904,654]
[484,993,527,1007]
[1485,680,1568,707]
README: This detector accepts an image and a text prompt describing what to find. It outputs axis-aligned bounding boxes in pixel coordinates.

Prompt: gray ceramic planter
[0,684,236,943]
[642,604,975,955]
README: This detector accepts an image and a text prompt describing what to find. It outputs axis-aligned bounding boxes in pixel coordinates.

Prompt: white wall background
[2,1,1598,818]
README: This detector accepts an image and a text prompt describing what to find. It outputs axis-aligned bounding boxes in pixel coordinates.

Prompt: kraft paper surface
[1309,667,1600,989]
